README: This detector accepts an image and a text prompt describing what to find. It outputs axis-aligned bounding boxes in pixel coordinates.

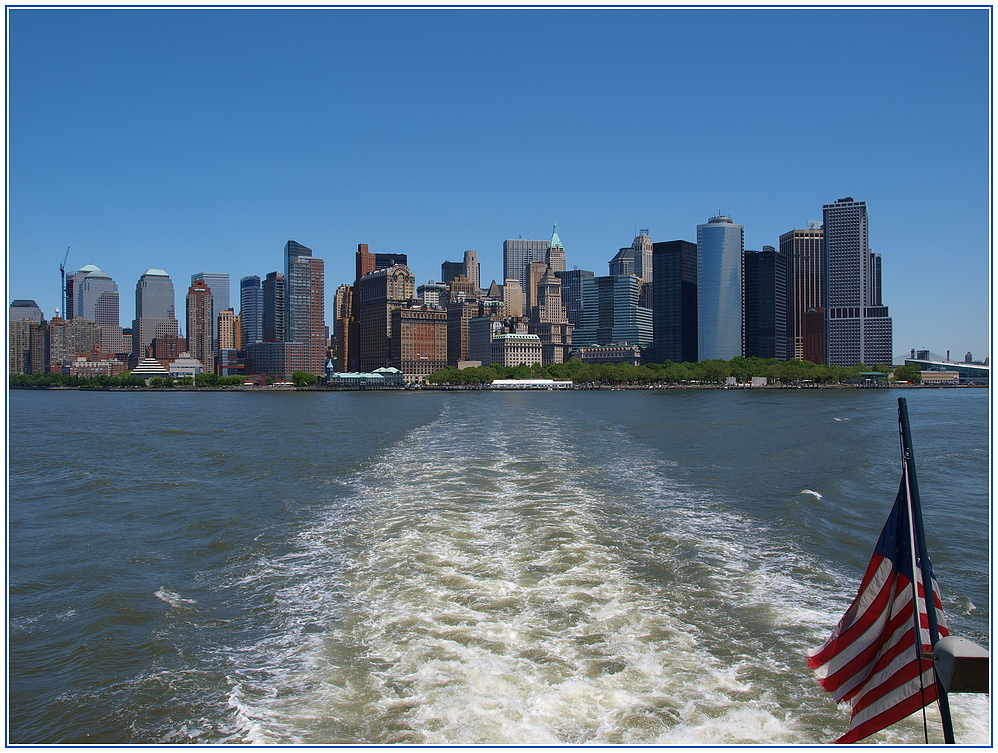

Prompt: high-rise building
[503,237,551,296]
[239,275,263,346]
[9,319,34,374]
[284,240,325,374]
[191,272,230,350]
[555,269,594,328]
[375,253,408,270]
[9,300,43,322]
[744,246,790,360]
[527,266,573,365]
[697,215,744,361]
[75,265,124,355]
[547,223,566,274]
[132,269,179,359]
[651,240,698,364]
[357,265,415,372]
[392,306,448,381]
[441,260,465,285]
[447,298,481,365]
[186,279,214,373]
[217,309,241,353]
[417,281,448,307]
[262,272,285,343]
[779,223,824,362]
[464,249,480,291]
[822,198,893,366]
[571,275,652,351]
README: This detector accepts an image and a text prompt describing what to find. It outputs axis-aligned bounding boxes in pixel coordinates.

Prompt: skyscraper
[697,215,744,361]
[651,240,698,364]
[186,280,214,372]
[239,275,263,346]
[284,240,325,374]
[555,269,594,327]
[262,272,285,342]
[132,269,178,359]
[503,229,562,297]
[463,249,480,291]
[608,230,653,280]
[75,265,124,354]
[779,224,825,362]
[357,264,416,372]
[571,275,652,351]
[9,300,43,322]
[191,272,230,350]
[547,224,566,274]
[743,246,790,360]
[822,198,893,366]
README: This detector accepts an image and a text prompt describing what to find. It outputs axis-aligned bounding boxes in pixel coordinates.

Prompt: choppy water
[6,387,991,745]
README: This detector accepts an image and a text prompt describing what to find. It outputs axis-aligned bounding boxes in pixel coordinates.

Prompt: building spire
[550,221,563,249]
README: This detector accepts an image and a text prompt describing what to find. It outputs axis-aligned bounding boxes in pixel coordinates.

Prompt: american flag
[808,478,949,744]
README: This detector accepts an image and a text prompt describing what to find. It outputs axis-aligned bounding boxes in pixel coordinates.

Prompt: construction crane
[59,246,70,318]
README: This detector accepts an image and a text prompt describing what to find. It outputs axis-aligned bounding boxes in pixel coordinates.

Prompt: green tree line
[426,357,906,386]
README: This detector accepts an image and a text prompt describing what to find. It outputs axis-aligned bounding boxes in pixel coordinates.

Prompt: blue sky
[7,6,992,362]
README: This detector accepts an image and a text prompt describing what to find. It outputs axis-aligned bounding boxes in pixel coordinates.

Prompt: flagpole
[897,397,955,744]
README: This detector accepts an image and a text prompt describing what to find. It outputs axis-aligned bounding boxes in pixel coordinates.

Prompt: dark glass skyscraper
[743,246,789,360]
[779,225,824,362]
[262,272,285,343]
[239,275,263,346]
[651,240,697,363]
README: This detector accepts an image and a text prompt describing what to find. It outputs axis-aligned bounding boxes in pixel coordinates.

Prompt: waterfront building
[262,272,285,342]
[151,334,186,369]
[571,274,652,351]
[491,332,543,368]
[64,355,126,378]
[131,356,172,382]
[217,349,245,377]
[76,265,124,355]
[9,300,43,322]
[239,275,263,346]
[284,240,325,374]
[822,198,893,366]
[779,224,825,362]
[244,341,308,380]
[555,269,594,327]
[697,215,744,361]
[45,317,99,372]
[323,365,405,388]
[356,264,416,372]
[650,240,697,364]
[744,246,790,360]
[168,353,205,380]
[571,344,644,366]
[9,319,34,374]
[133,269,179,359]
[391,306,448,381]
[186,279,215,373]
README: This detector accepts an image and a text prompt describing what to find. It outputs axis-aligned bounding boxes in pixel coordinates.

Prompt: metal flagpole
[898,397,955,744]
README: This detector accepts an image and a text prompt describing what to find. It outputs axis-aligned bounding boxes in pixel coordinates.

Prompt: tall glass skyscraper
[571,274,652,349]
[239,275,263,346]
[651,240,697,364]
[821,198,893,366]
[697,215,744,361]
[76,265,124,355]
[779,224,825,362]
[132,269,178,358]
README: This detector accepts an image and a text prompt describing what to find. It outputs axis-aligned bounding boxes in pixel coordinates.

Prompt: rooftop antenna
[59,246,70,318]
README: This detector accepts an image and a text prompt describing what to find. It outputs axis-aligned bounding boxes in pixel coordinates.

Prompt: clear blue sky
[7,6,992,362]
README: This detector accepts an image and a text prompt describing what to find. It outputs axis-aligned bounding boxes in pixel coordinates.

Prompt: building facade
[822,198,893,366]
[186,280,215,373]
[697,215,744,361]
[262,272,285,342]
[356,264,416,372]
[779,225,825,362]
[571,274,652,351]
[650,240,697,364]
[391,306,448,381]
[743,246,790,360]
[76,266,124,355]
[133,269,179,360]
[284,241,326,373]
[191,272,230,350]
[239,275,263,346]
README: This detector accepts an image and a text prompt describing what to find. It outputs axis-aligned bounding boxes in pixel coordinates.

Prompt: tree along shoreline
[8,358,941,391]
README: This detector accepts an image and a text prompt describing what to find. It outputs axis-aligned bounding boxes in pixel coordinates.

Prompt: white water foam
[154,587,197,608]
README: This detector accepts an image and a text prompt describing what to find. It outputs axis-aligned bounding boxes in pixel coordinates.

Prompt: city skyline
[7,7,991,360]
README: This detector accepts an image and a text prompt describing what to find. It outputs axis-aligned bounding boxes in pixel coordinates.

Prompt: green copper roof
[550,222,563,248]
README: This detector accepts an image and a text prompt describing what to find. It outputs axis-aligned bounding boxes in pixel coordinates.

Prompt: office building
[186,280,215,373]
[780,224,825,362]
[651,240,697,364]
[391,306,448,381]
[133,269,179,359]
[697,215,744,361]
[503,236,551,295]
[822,198,893,366]
[9,300,43,322]
[375,253,408,270]
[447,298,481,365]
[527,266,573,364]
[571,274,652,351]
[9,320,34,374]
[417,281,448,307]
[239,275,263,346]
[217,309,241,353]
[492,333,543,368]
[555,269,594,327]
[191,272,230,350]
[284,240,325,374]
[262,272,285,342]
[744,246,790,360]
[356,264,416,372]
[441,260,465,285]
[75,265,124,355]
[464,249,480,291]
[244,341,308,380]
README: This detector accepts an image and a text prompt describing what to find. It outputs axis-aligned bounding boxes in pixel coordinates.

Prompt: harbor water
[7,387,991,745]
